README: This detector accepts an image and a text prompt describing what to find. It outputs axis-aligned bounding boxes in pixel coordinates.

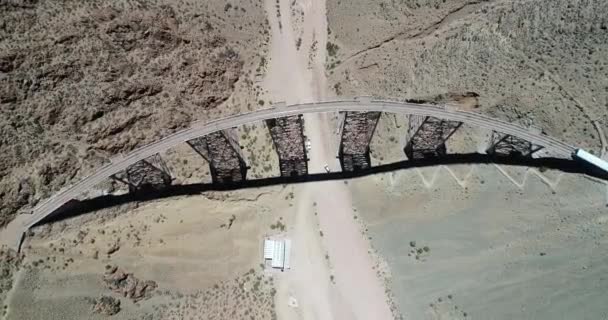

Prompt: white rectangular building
[263,238,291,270]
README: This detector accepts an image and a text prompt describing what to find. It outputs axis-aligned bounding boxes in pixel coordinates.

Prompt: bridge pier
[267,115,308,177]
[404,115,462,160]
[338,111,381,172]
[486,131,543,157]
[112,153,172,192]
[187,129,248,184]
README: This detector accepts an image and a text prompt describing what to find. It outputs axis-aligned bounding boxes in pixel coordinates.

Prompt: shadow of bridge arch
[37,153,608,226]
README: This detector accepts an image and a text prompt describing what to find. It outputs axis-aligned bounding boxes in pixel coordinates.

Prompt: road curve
[15,98,576,247]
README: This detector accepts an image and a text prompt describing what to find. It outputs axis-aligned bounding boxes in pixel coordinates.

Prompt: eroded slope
[0,0,269,227]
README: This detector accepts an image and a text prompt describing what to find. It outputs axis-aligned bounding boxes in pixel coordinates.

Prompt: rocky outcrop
[103,265,157,302]
[105,240,120,256]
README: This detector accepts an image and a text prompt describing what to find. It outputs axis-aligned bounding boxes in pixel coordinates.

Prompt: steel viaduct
[10,98,600,251]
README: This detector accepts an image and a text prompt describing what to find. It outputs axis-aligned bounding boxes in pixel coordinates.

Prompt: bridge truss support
[187,129,248,184]
[338,111,381,172]
[486,131,543,157]
[111,153,172,192]
[266,115,308,177]
[404,115,462,160]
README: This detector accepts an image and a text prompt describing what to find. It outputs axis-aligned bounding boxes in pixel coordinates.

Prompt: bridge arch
[21,98,578,239]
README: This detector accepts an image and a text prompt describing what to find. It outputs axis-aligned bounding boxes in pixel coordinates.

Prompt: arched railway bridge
[9,98,607,250]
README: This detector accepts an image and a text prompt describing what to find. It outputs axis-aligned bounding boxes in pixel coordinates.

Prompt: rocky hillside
[0,0,269,227]
[327,0,608,155]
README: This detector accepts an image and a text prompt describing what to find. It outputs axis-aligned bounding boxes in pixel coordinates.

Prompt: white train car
[574,149,608,174]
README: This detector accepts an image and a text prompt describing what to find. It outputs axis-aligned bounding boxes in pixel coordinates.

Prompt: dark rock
[105,240,120,255]
[103,265,157,302]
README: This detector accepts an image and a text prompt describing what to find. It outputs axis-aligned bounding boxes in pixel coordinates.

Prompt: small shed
[263,238,291,270]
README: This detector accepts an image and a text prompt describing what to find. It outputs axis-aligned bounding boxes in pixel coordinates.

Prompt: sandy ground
[5,162,607,319]
[262,0,393,318]
[349,165,608,319]
[6,1,606,319]
[0,0,397,318]
[4,187,294,319]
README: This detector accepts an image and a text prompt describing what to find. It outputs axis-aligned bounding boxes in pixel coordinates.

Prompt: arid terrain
[2,0,608,319]
[7,187,292,319]
[0,0,270,227]
[4,165,607,320]
[349,165,608,319]
[326,0,608,155]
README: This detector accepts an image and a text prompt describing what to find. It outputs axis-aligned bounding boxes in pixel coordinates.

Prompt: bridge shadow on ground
[39,153,608,226]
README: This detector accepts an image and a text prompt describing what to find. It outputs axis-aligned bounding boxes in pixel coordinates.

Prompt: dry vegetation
[148,269,278,320]
[90,295,121,316]
[0,0,269,227]
[238,123,280,179]
[0,247,22,318]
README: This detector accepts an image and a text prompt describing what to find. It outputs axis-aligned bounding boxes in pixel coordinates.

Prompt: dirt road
[262,0,394,318]
[263,0,335,319]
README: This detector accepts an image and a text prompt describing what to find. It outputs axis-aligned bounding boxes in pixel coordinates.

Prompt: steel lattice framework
[267,115,308,177]
[111,153,172,192]
[187,129,247,183]
[13,99,581,253]
[404,115,462,160]
[487,131,543,157]
[338,111,381,171]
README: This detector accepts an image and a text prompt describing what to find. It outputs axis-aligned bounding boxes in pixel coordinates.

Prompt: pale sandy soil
[5,161,607,320]
[4,187,296,319]
[349,165,608,319]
